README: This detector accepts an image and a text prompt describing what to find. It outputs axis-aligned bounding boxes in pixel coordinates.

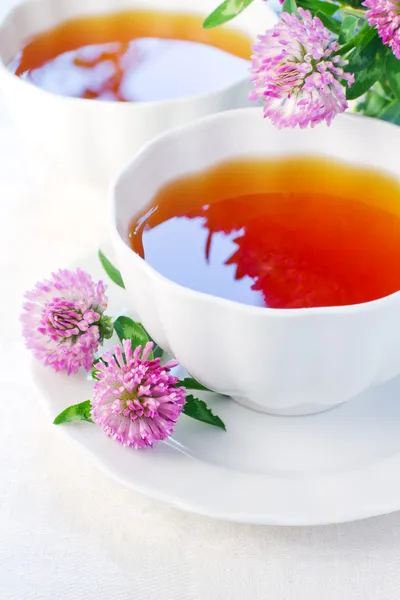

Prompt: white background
[2,0,400,598]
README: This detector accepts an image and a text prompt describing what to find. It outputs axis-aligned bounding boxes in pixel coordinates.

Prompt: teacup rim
[110,107,400,317]
[0,0,275,109]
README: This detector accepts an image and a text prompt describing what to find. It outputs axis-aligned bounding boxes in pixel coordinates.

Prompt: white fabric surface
[2,0,400,598]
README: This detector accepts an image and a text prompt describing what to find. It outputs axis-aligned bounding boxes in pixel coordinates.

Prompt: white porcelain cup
[111,107,400,416]
[0,0,277,188]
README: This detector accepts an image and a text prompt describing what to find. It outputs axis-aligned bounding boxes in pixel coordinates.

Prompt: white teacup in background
[111,107,400,416]
[0,0,277,188]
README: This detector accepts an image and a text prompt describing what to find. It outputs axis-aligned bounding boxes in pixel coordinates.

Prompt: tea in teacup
[9,10,251,102]
[129,156,400,309]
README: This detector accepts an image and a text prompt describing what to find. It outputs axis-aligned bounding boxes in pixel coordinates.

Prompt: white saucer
[31,248,400,525]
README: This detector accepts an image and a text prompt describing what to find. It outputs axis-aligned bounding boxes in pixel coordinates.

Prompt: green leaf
[338,16,359,44]
[152,344,164,359]
[282,0,298,13]
[386,51,400,101]
[113,316,164,359]
[98,250,125,289]
[113,316,152,356]
[341,23,376,59]
[346,57,383,100]
[357,26,378,51]
[344,32,379,72]
[298,0,338,16]
[357,90,390,118]
[203,0,254,29]
[183,395,226,430]
[144,332,163,359]
[281,0,295,12]
[53,400,93,425]
[375,78,393,97]
[378,101,400,124]
[314,11,341,34]
[177,377,213,393]
[311,0,339,16]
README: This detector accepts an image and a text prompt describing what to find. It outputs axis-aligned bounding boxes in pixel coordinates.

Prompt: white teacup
[111,107,400,416]
[0,0,277,188]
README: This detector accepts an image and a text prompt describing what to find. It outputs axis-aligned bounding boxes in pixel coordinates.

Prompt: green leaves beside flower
[183,396,226,431]
[346,55,383,99]
[54,391,226,431]
[96,315,225,431]
[54,371,226,433]
[203,0,400,128]
[113,316,164,360]
[203,0,400,130]
[177,379,226,429]
[342,31,386,100]
[342,29,400,117]
[54,400,93,424]
[114,316,154,356]
[53,251,226,443]
[299,0,400,117]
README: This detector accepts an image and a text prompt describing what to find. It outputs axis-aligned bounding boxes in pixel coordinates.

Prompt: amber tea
[8,10,251,102]
[129,157,400,309]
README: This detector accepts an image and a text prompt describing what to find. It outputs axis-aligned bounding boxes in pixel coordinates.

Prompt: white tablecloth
[2,1,400,598]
